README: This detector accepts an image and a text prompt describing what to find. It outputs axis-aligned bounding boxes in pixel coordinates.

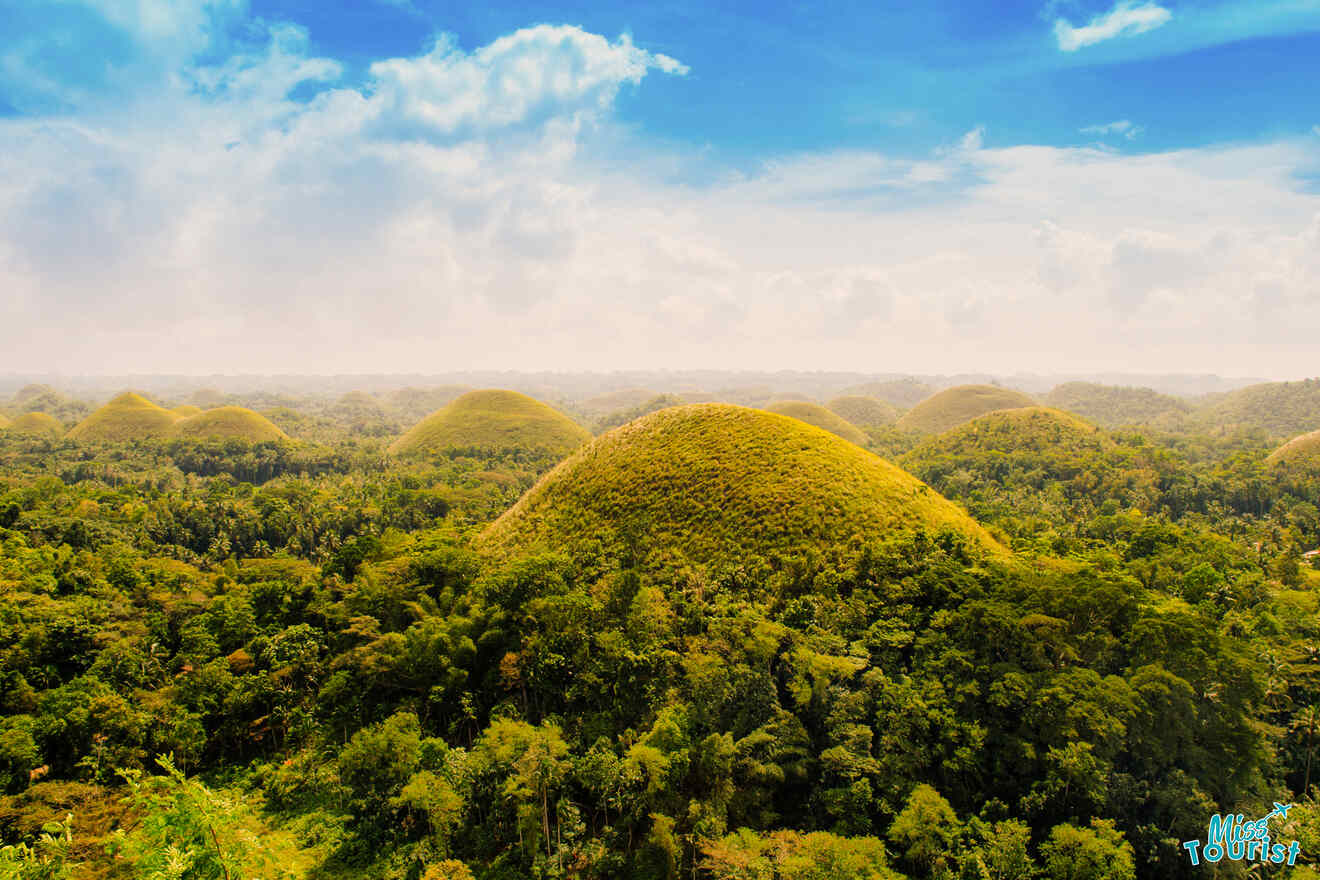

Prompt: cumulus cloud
[1054,2,1172,51]
[2,4,1320,376]
[366,26,687,143]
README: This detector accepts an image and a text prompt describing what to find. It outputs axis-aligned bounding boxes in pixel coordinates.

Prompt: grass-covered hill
[839,378,935,408]
[0,412,8,430]
[1267,428,1320,467]
[390,389,591,458]
[826,395,901,427]
[1043,381,1191,429]
[480,403,1003,570]
[388,386,471,422]
[1194,378,1320,436]
[171,404,203,418]
[764,400,869,445]
[579,388,658,416]
[4,411,64,439]
[66,392,181,443]
[900,406,1185,539]
[905,406,1101,456]
[895,384,1036,434]
[593,393,684,433]
[173,406,290,443]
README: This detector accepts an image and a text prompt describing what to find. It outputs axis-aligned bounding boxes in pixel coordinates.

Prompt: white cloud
[1054,2,1172,51]
[959,127,985,151]
[1080,119,1143,139]
[2,9,1320,377]
[366,26,687,142]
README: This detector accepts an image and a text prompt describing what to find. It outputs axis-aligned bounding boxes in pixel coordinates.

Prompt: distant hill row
[4,393,292,444]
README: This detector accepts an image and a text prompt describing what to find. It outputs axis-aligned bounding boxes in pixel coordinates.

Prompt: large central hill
[390,390,591,457]
[480,404,1003,570]
[67,392,181,443]
[764,401,869,445]
[174,407,290,443]
[896,384,1036,434]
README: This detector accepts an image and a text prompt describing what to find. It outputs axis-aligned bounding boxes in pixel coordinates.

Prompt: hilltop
[388,386,471,422]
[171,405,203,418]
[896,385,1036,434]
[1194,379,1320,436]
[5,412,64,439]
[1043,381,1191,429]
[839,378,935,408]
[390,390,591,457]
[1266,429,1320,469]
[480,404,1003,570]
[764,400,868,445]
[826,395,901,427]
[174,407,290,443]
[904,407,1103,460]
[594,394,684,433]
[900,406,1178,530]
[66,393,181,443]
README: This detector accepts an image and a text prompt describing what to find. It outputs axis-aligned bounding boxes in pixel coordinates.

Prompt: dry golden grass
[5,411,64,439]
[764,401,869,445]
[67,392,181,443]
[481,403,1005,570]
[391,389,590,457]
[174,406,290,442]
[896,384,1036,434]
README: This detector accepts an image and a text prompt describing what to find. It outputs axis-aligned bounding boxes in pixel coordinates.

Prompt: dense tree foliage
[1,395,1319,879]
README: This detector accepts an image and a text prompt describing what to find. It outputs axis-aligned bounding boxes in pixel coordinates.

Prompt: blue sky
[1,0,1319,375]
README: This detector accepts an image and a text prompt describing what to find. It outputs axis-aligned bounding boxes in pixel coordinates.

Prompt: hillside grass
[904,406,1104,458]
[1267,429,1320,467]
[764,400,869,445]
[839,378,935,408]
[66,392,181,443]
[1194,379,1320,436]
[896,384,1036,434]
[171,404,204,418]
[390,389,591,457]
[826,395,901,428]
[5,411,64,439]
[480,403,1005,571]
[173,406,291,443]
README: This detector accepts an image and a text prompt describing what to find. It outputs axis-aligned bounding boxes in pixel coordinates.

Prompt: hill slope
[5,412,64,439]
[174,407,290,443]
[839,379,935,408]
[390,390,591,457]
[764,401,869,445]
[1194,379,1320,436]
[67,393,181,443]
[896,385,1036,434]
[480,404,1003,570]
[0,413,8,430]
[1266,429,1320,468]
[826,395,901,428]
[1043,382,1191,428]
[899,407,1182,531]
[171,405,203,418]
